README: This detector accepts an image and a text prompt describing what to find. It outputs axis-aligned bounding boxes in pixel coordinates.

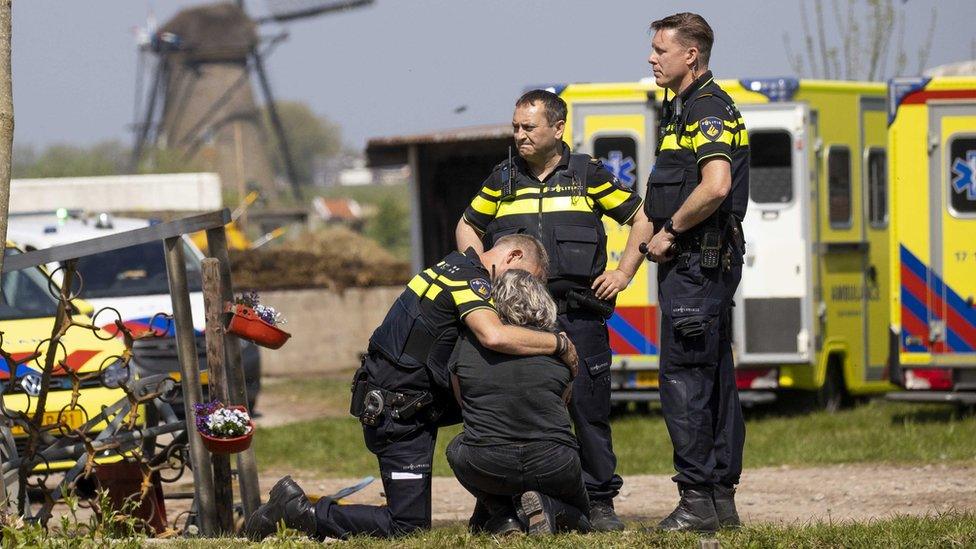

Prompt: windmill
[130,0,374,201]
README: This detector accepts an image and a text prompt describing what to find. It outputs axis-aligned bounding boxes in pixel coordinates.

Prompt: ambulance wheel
[818,362,849,413]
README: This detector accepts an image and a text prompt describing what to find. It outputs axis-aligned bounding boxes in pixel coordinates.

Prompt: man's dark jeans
[446,435,590,532]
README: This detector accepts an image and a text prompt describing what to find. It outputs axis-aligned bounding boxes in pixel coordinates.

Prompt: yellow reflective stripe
[659,133,679,151]
[481,186,502,197]
[495,196,594,218]
[437,276,469,287]
[737,131,750,146]
[407,274,431,296]
[452,288,484,306]
[588,182,612,194]
[470,195,498,216]
[597,189,632,211]
[692,130,735,150]
[516,187,539,196]
[426,284,443,300]
[423,268,437,278]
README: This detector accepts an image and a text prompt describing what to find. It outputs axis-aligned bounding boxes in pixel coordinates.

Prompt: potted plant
[194,400,255,455]
[225,291,291,349]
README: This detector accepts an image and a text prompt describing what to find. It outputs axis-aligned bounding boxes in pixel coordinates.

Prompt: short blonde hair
[494,234,549,279]
[492,269,557,331]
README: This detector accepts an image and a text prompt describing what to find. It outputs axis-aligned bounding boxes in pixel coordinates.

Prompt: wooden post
[202,258,234,533]
[205,227,261,518]
[163,236,217,535]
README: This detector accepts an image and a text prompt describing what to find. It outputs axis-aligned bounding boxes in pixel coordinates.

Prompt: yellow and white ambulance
[885,76,976,405]
[1,244,132,471]
[559,77,896,407]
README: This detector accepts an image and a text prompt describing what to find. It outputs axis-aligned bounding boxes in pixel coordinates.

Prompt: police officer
[641,13,749,532]
[456,89,654,531]
[244,234,579,540]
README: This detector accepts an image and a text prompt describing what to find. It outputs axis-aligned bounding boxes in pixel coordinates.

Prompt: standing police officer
[456,90,654,531]
[642,13,749,532]
[245,234,579,540]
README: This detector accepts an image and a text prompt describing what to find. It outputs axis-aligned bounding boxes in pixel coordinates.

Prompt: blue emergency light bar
[739,77,799,102]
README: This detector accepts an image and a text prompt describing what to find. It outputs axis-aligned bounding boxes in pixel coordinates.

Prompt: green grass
[254,400,976,478]
[151,513,976,548]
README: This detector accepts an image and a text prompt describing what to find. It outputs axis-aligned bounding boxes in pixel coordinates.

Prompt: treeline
[13,100,342,181]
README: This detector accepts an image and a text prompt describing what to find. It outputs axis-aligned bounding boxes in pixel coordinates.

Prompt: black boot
[589,499,625,532]
[243,476,318,540]
[468,499,491,533]
[713,483,741,529]
[483,512,523,536]
[517,491,554,535]
[516,491,593,535]
[655,484,719,533]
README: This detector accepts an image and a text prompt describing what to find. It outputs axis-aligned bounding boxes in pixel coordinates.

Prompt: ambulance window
[949,136,976,216]
[867,148,887,227]
[749,131,793,204]
[593,136,638,189]
[828,147,852,227]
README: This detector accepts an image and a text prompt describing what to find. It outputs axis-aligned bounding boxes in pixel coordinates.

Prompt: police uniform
[314,248,495,538]
[463,142,642,504]
[646,70,749,490]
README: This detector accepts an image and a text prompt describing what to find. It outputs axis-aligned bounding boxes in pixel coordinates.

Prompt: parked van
[6,213,261,414]
[885,76,976,406]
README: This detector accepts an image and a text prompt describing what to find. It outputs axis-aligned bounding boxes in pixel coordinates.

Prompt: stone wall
[256,287,401,376]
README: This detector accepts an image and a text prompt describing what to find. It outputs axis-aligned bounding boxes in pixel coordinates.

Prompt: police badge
[699,116,724,142]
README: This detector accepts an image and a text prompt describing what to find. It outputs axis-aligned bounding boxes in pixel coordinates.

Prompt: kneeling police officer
[244,234,578,540]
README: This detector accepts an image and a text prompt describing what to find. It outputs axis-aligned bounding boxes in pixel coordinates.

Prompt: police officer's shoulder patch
[699,116,724,142]
[469,278,491,299]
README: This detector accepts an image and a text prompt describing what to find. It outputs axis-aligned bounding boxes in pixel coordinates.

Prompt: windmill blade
[130,58,166,172]
[256,0,374,24]
[251,46,303,200]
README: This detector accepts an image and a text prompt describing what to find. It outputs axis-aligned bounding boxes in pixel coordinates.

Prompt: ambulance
[558,77,897,407]
[1,243,131,471]
[885,76,976,406]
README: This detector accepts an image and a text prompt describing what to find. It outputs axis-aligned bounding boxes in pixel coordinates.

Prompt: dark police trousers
[658,250,745,487]
[559,311,624,501]
[446,435,591,532]
[313,359,440,538]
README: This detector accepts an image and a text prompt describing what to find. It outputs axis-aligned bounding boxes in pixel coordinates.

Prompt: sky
[11,0,976,152]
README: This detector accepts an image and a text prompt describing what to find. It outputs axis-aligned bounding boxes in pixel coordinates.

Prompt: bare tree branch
[915,8,937,75]
[814,1,832,78]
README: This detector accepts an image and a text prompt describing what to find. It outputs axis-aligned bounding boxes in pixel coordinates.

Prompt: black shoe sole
[520,492,552,536]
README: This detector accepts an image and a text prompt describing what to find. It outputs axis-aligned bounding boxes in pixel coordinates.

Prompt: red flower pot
[225,303,291,349]
[198,405,255,455]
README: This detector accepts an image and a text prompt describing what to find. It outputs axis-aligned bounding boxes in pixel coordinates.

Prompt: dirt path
[244,380,976,525]
[159,463,976,527]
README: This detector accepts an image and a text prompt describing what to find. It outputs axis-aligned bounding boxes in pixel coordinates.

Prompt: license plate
[635,371,659,388]
[169,371,209,384]
[10,410,84,437]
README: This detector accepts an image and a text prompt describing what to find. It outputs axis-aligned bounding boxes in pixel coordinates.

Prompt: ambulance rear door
[570,97,660,392]
[927,101,976,364]
[734,103,814,365]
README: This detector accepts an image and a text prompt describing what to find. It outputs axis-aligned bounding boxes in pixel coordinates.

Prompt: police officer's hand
[646,228,676,263]
[556,332,579,377]
[592,269,631,300]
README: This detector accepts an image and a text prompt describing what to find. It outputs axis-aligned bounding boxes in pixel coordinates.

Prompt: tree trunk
[0,0,12,274]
